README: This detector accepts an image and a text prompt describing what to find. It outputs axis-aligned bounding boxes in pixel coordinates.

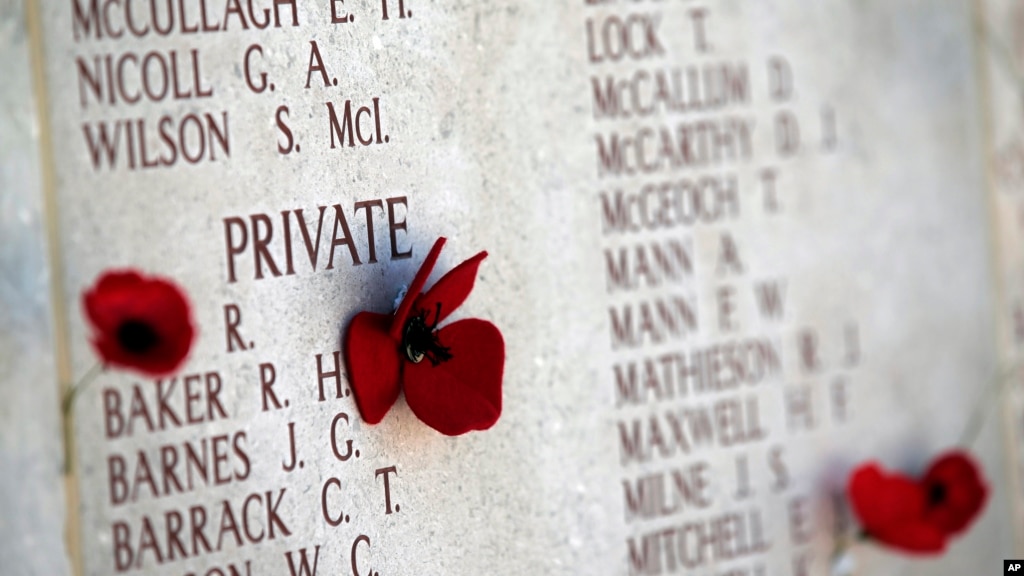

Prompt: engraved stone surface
[2,1,1022,575]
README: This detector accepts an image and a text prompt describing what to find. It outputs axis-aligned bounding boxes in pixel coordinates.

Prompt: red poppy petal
[91,270,145,293]
[391,237,446,339]
[403,319,504,436]
[871,522,947,555]
[849,464,926,531]
[127,282,192,374]
[924,452,983,487]
[138,283,194,365]
[923,451,989,534]
[345,311,402,424]
[923,484,977,534]
[83,271,144,331]
[414,251,488,325]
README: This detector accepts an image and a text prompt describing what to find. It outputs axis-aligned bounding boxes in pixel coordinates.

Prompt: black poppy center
[927,482,947,506]
[117,319,159,354]
[402,303,452,366]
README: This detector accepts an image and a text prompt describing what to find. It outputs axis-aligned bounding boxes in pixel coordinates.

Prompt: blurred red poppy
[920,451,989,535]
[83,269,195,376]
[848,451,988,555]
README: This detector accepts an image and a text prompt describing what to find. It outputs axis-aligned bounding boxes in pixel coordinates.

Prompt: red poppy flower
[83,269,195,376]
[847,451,989,555]
[344,237,505,436]
[920,451,989,535]
[848,463,947,554]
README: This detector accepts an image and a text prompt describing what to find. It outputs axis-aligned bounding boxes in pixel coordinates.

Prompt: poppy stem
[61,362,104,474]
[959,362,1019,448]
[829,535,846,561]
[829,529,869,575]
[61,362,103,415]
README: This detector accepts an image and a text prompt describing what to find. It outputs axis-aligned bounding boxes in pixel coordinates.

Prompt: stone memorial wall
[3,1,1024,575]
